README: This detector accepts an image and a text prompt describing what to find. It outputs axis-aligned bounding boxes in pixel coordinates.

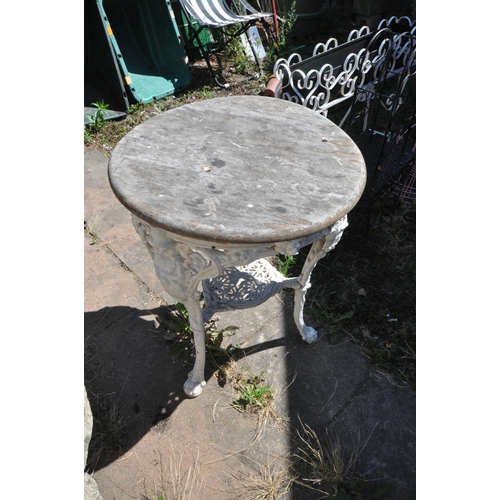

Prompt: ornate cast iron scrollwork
[131,214,348,397]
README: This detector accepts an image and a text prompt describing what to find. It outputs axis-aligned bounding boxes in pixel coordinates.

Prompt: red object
[271,0,279,38]
[264,74,282,97]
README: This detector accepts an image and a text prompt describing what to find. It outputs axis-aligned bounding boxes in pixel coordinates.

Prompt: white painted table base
[108,96,366,398]
[132,214,347,397]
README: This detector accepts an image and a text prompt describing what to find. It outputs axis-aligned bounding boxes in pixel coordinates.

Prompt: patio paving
[84,147,416,499]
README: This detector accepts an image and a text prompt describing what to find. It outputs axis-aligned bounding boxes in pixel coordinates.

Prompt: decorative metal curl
[271,17,415,120]
[347,25,371,42]
[313,37,339,56]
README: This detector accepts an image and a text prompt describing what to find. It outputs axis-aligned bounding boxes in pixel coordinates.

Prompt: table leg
[292,216,348,343]
[181,297,207,397]
[132,216,214,397]
[131,214,347,396]
[131,215,276,397]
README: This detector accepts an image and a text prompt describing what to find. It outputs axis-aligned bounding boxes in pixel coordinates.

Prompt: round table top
[108,95,366,245]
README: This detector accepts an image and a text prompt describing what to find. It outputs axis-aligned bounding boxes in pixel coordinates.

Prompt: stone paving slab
[85,148,171,300]
[84,148,415,500]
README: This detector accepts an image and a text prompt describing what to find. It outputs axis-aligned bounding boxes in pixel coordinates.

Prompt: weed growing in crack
[230,456,296,500]
[225,362,292,444]
[292,419,392,499]
[141,444,204,500]
[84,218,100,245]
[232,372,274,412]
[166,302,241,366]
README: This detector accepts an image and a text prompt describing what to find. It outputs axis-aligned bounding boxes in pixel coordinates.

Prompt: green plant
[277,254,296,278]
[87,100,109,130]
[168,302,240,364]
[222,361,290,443]
[128,102,146,114]
[274,1,297,52]
[84,125,91,143]
[309,304,355,343]
[222,24,253,75]
[232,372,274,412]
[191,86,216,100]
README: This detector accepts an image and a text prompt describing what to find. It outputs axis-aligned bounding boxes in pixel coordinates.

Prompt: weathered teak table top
[108,95,367,397]
[108,95,366,245]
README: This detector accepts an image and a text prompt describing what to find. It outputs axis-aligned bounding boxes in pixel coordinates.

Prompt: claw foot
[183,374,206,398]
[301,325,318,344]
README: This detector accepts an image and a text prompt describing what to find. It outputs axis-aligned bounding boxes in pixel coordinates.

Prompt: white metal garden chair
[178,0,275,86]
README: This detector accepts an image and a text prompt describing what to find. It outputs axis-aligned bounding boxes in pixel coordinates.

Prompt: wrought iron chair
[178,0,275,87]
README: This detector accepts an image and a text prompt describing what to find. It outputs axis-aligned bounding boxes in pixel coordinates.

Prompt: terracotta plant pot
[264,75,282,98]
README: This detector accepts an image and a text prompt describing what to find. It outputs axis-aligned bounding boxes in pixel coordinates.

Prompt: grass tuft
[293,421,363,497]
[141,444,204,500]
[225,361,291,443]
[292,419,392,499]
[231,456,296,500]
[85,392,128,473]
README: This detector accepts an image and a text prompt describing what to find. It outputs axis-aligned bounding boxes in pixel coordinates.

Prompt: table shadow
[84,301,415,499]
[83,303,286,473]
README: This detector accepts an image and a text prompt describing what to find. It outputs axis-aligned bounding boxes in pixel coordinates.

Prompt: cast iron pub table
[108,95,366,397]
